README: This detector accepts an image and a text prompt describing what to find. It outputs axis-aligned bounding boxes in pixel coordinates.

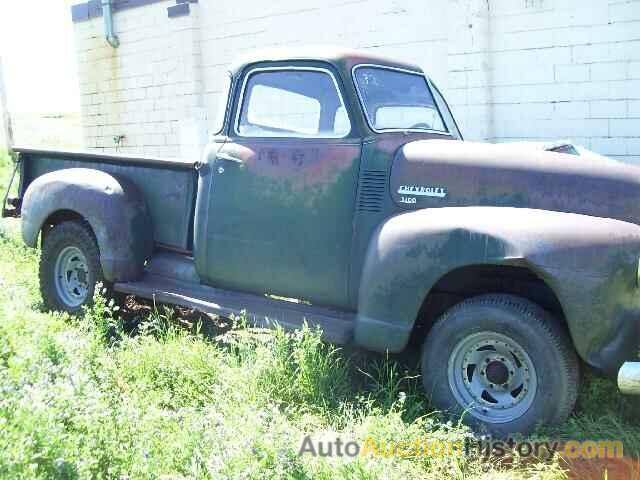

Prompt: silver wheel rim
[54,246,90,307]
[448,331,537,423]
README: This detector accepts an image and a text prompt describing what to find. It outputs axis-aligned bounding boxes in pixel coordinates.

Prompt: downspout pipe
[102,0,120,48]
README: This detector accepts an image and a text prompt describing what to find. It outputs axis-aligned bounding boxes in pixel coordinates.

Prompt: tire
[40,220,103,314]
[421,294,579,436]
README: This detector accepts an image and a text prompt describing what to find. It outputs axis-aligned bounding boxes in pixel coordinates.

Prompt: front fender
[22,168,153,282]
[354,207,640,373]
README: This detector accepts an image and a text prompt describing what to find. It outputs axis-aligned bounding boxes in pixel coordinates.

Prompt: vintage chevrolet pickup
[3,47,640,435]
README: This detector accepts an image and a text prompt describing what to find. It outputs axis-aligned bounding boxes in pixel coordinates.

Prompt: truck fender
[354,206,640,370]
[21,168,153,282]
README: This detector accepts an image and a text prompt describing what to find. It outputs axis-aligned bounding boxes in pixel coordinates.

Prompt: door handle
[216,152,244,164]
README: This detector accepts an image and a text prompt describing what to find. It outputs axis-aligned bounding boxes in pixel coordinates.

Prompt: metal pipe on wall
[102,0,120,48]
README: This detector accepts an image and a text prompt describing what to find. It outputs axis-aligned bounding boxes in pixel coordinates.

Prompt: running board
[114,274,355,344]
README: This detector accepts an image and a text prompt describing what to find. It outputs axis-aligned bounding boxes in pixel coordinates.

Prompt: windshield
[353,66,448,133]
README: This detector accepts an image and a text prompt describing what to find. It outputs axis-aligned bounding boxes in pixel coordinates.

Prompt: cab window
[237,69,350,138]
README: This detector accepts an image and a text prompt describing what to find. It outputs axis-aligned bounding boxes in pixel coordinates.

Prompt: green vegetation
[0,158,638,479]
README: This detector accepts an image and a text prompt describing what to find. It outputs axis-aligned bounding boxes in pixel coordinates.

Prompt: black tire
[421,294,579,436]
[40,220,103,314]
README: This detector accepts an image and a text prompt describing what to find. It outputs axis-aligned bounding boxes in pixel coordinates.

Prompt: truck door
[198,65,361,309]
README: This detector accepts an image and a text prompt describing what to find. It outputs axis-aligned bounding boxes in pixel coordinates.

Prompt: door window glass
[237,69,350,138]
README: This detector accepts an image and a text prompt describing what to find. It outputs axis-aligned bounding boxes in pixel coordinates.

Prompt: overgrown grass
[0,160,637,479]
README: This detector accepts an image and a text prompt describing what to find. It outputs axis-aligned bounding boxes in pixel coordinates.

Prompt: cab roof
[229,45,424,77]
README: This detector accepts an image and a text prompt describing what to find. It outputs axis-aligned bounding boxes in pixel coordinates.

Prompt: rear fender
[22,168,153,282]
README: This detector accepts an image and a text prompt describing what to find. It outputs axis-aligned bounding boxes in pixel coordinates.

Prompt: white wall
[484,0,640,162]
[73,0,206,158]
[73,0,640,162]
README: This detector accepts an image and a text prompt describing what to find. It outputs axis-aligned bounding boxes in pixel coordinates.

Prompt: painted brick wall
[73,0,206,158]
[484,0,640,163]
[72,0,640,163]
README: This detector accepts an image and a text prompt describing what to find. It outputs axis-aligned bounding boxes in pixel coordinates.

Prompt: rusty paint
[196,138,362,308]
[5,47,640,383]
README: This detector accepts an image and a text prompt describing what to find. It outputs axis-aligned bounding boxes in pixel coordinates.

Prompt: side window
[237,69,350,138]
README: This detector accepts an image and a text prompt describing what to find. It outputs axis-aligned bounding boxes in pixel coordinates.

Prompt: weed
[83,283,124,342]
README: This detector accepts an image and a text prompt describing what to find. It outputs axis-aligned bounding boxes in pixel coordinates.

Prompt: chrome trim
[351,63,450,135]
[233,66,351,139]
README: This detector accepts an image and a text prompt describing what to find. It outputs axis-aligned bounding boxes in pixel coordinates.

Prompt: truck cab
[195,48,461,310]
[5,47,640,436]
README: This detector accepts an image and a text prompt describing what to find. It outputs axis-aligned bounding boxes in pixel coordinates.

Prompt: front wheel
[40,220,103,314]
[421,294,579,436]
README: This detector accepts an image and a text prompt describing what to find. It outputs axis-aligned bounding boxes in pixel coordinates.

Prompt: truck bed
[12,147,198,251]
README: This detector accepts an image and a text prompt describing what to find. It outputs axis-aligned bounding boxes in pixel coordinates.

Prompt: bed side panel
[23,154,196,250]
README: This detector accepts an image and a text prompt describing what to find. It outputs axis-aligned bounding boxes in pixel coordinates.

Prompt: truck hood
[390,139,640,226]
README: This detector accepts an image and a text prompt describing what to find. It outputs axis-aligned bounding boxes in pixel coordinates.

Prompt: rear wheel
[40,221,103,314]
[421,294,579,436]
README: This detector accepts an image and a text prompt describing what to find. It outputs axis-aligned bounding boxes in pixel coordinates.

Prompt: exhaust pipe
[618,362,640,395]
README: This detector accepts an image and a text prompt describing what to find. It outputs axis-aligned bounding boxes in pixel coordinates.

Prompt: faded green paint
[22,153,196,250]
[354,207,640,370]
[347,132,446,307]
[197,140,361,308]
[7,48,640,378]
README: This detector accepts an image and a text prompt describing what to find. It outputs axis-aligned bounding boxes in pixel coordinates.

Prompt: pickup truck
[3,47,640,435]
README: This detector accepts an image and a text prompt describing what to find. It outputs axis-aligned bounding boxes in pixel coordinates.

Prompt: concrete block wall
[483,0,640,163]
[72,0,640,163]
[73,0,206,157]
